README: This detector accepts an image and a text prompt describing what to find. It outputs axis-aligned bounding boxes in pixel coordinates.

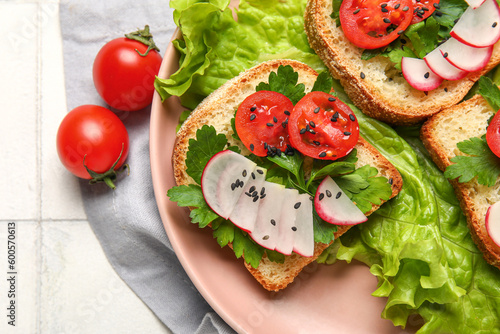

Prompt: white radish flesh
[274,189,300,256]
[450,0,500,48]
[438,37,493,72]
[402,57,443,91]
[424,47,469,81]
[486,201,500,247]
[292,193,314,257]
[201,150,256,219]
[314,176,368,225]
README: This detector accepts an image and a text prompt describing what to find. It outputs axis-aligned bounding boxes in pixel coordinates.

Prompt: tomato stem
[83,143,130,190]
[125,25,160,57]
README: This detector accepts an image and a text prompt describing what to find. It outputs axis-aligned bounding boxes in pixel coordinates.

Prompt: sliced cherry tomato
[56,105,129,189]
[411,0,439,24]
[288,92,359,160]
[487,111,500,158]
[93,26,162,112]
[235,91,294,157]
[340,0,414,49]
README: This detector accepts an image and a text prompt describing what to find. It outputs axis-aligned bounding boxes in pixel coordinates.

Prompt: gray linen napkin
[59,1,236,333]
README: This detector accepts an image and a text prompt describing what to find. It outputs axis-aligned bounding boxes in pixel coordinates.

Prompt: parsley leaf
[212,218,235,247]
[311,71,334,93]
[233,229,265,268]
[167,184,219,227]
[186,125,239,184]
[444,136,500,187]
[334,165,393,213]
[313,208,338,244]
[256,65,306,104]
[478,76,500,111]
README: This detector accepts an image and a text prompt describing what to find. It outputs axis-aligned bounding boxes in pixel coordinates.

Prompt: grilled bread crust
[421,95,500,268]
[172,59,403,291]
[304,0,500,125]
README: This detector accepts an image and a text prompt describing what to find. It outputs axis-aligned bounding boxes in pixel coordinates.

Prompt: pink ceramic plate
[149,30,420,334]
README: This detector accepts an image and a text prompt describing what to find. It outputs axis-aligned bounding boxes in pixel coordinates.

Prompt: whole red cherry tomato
[340,0,414,49]
[288,91,359,160]
[93,25,162,112]
[56,105,129,189]
[235,91,295,157]
[487,111,500,158]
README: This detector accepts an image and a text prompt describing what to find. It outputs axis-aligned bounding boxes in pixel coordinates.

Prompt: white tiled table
[0,1,172,333]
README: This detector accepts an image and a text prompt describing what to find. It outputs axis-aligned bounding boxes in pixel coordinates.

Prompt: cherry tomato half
[235,91,294,157]
[288,91,359,160]
[93,26,162,112]
[340,0,414,49]
[487,111,500,158]
[411,0,439,24]
[56,105,129,188]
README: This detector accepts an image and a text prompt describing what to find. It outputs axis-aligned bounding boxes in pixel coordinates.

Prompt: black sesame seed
[253,196,259,203]
[257,169,264,175]
[389,178,394,185]
[252,191,258,197]
[326,190,332,198]
[260,187,266,195]
[313,141,321,145]
[349,114,356,121]
[397,30,404,35]
[251,172,256,179]
[314,107,320,114]
[270,219,276,226]
[242,170,247,177]
[360,72,366,79]
[284,110,291,116]
[403,6,409,11]
[319,193,325,201]
[291,226,297,232]
[300,128,306,134]
[250,114,256,121]
[353,8,360,14]
[433,3,440,8]
[250,106,256,112]
[294,202,301,209]
[239,180,244,187]
[245,191,252,197]
[422,6,429,11]
[443,52,448,58]
[319,152,327,158]
[494,22,498,28]
[266,122,274,127]
[344,131,352,136]
[381,7,389,12]
[435,11,442,16]
[331,117,337,122]
[383,18,391,23]
[260,193,266,199]
[381,3,388,7]
[263,235,269,240]
[395,3,400,9]
[328,97,336,102]
[424,72,430,79]
[250,144,254,151]
[249,186,256,193]
[309,129,317,135]
[273,116,278,123]
[444,87,448,92]
[231,183,236,191]
[309,121,316,128]
[282,120,288,128]
[336,191,342,199]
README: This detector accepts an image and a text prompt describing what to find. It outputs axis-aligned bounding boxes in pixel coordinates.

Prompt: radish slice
[486,201,500,247]
[292,193,314,257]
[229,166,267,232]
[275,189,300,256]
[402,57,443,91]
[439,37,493,72]
[450,0,500,48]
[250,182,286,250]
[201,150,256,219]
[464,0,486,9]
[314,176,368,225]
[424,47,469,81]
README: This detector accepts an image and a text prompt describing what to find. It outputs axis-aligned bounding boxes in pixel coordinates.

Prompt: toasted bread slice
[421,95,500,268]
[304,0,500,126]
[172,59,403,291]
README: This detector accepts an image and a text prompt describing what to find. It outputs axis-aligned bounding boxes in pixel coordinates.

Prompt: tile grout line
[36,1,43,333]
